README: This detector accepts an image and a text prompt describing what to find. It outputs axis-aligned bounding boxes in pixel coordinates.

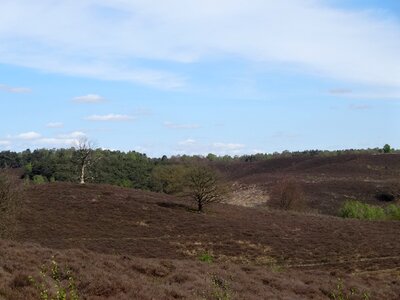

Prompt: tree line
[0,145,396,190]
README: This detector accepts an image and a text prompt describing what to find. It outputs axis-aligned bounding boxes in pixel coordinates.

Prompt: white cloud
[85,114,134,121]
[0,140,11,146]
[212,142,245,151]
[175,139,247,155]
[251,149,265,154]
[34,131,88,147]
[72,94,106,103]
[17,131,42,140]
[164,122,200,129]
[58,131,86,138]
[178,138,197,146]
[5,131,88,148]
[0,83,31,93]
[0,1,399,90]
[46,122,64,128]
[35,138,79,147]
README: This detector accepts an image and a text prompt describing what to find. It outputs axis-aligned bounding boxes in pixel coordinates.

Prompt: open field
[15,182,400,271]
[1,238,400,300]
[2,0,399,298]
[219,154,400,214]
[1,154,400,299]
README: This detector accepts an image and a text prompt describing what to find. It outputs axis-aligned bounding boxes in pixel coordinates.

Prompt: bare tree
[74,137,96,184]
[269,177,306,211]
[186,166,225,212]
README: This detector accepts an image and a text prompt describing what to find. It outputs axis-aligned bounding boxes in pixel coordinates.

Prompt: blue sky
[1,0,399,157]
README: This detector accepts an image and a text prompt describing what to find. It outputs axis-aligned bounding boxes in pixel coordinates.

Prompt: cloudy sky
[1,0,399,156]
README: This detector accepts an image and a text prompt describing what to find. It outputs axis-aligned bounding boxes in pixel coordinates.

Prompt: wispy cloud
[46,122,64,128]
[17,131,42,140]
[72,94,106,103]
[175,139,247,155]
[58,131,86,138]
[164,122,200,129]
[0,83,31,94]
[36,131,87,147]
[212,142,245,151]
[85,114,134,121]
[5,131,88,148]
[35,138,79,147]
[349,104,371,110]
[328,88,400,100]
[0,140,11,146]
[0,1,399,90]
[178,138,197,146]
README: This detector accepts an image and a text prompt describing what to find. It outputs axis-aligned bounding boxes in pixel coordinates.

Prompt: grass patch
[329,278,370,300]
[29,257,79,300]
[199,251,214,263]
[340,200,400,221]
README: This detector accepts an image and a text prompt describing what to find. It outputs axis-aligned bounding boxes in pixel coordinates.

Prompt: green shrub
[199,252,214,263]
[329,278,370,300]
[210,274,231,300]
[118,179,133,188]
[33,175,47,185]
[29,258,79,300]
[386,204,400,220]
[383,144,392,154]
[340,200,400,221]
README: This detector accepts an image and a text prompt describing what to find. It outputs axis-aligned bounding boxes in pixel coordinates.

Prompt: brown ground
[1,239,399,300]
[2,153,400,299]
[218,154,400,214]
[0,179,397,299]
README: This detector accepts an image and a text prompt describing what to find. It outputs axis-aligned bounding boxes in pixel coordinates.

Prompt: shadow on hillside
[156,201,195,212]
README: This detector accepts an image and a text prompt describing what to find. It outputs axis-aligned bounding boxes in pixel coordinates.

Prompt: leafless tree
[74,137,96,184]
[269,177,306,211]
[186,166,226,212]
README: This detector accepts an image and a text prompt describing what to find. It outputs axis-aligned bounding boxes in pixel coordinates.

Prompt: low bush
[386,204,400,220]
[269,178,306,211]
[32,175,47,185]
[199,251,214,263]
[329,278,370,300]
[29,258,79,300]
[339,200,400,221]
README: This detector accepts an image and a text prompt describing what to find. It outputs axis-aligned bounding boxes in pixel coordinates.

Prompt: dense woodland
[0,146,395,193]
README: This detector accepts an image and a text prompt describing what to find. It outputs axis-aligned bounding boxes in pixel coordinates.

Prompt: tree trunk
[197,200,203,212]
[80,163,86,184]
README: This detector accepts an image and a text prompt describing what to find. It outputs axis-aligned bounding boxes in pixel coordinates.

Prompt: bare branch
[74,137,97,184]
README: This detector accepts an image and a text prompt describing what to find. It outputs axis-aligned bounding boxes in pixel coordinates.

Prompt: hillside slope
[2,239,400,300]
[15,182,400,271]
[217,154,400,214]
[0,182,397,298]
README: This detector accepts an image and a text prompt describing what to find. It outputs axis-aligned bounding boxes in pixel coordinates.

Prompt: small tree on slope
[186,166,225,212]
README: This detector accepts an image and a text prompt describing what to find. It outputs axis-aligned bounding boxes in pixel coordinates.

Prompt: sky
[0,0,399,157]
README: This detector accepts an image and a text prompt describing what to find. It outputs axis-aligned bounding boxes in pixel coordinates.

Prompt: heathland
[1,149,400,299]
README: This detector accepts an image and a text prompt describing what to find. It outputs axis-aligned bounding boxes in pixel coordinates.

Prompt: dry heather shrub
[0,174,19,238]
[269,177,306,211]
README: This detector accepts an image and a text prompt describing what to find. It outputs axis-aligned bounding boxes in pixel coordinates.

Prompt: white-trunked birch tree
[74,137,97,184]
